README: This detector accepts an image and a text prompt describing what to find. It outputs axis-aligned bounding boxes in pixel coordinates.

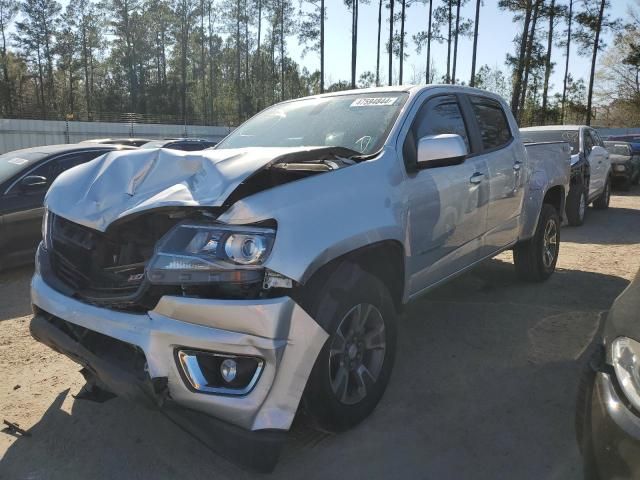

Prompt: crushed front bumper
[586,371,640,479]
[30,272,328,471]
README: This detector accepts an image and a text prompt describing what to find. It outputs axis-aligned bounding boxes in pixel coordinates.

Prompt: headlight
[147,222,275,285]
[612,337,640,411]
[614,164,627,172]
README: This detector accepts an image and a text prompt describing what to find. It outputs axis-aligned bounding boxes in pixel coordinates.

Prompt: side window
[13,150,107,193]
[413,95,470,150]
[469,96,512,150]
[584,131,595,154]
[48,151,107,179]
[592,130,604,147]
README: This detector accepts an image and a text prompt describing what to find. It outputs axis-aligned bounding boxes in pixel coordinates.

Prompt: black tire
[513,204,560,282]
[575,345,603,479]
[302,262,397,432]
[565,185,587,226]
[592,178,611,210]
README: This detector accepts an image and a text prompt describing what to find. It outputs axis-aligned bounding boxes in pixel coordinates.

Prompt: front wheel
[592,178,611,209]
[513,204,560,282]
[302,262,397,432]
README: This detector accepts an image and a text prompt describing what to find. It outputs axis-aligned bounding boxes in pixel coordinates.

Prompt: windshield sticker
[7,157,29,165]
[350,97,397,107]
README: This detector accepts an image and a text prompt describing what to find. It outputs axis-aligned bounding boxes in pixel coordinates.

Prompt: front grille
[48,212,181,310]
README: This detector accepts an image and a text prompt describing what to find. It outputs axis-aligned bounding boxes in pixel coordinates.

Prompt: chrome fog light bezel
[175,349,264,396]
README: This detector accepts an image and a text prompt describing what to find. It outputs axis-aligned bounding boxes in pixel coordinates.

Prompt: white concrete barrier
[0,118,234,154]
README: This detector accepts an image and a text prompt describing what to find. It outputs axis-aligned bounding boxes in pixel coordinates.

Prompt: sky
[288,0,635,95]
[47,0,637,98]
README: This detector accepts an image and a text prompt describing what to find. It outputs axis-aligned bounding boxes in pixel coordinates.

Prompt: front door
[404,94,489,296]
[584,129,604,198]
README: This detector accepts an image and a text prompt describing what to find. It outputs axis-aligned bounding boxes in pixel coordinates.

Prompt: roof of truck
[279,84,509,106]
[520,125,586,131]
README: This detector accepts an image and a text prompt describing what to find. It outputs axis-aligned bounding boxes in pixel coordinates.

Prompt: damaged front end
[29,146,353,471]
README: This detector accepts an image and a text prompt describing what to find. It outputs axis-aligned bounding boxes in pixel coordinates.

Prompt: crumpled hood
[45,146,316,231]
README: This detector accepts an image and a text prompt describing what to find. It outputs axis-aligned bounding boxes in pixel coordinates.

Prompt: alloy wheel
[328,303,387,405]
[542,219,558,268]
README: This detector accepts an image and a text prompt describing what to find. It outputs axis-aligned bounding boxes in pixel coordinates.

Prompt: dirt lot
[1,187,640,480]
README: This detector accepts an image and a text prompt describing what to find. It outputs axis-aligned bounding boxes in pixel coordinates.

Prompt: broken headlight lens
[612,337,640,412]
[147,222,275,285]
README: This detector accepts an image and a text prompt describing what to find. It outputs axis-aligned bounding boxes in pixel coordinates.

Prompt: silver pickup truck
[30,86,570,471]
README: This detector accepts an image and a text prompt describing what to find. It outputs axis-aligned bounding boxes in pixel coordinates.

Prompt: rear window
[469,97,512,150]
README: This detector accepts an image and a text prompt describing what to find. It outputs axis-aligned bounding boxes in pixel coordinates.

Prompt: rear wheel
[513,204,560,282]
[565,185,587,226]
[302,262,397,432]
[592,178,611,209]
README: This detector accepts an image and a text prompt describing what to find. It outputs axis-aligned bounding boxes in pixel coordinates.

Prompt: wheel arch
[543,185,566,220]
[294,240,406,314]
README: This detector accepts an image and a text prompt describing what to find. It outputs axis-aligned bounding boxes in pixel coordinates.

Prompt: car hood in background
[45,146,323,231]
[609,154,632,165]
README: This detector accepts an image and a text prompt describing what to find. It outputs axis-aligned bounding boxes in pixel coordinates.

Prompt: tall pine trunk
[351,0,358,88]
[426,0,433,83]
[399,0,406,84]
[376,0,382,86]
[561,0,572,123]
[451,0,461,84]
[586,0,606,125]
[236,0,242,119]
[388,0,394,85]
[470,0,481,86]
[518,0,542,123]
[1,10,12,114]
[280,0,285,101]
[511,0,533,117]
[541,0,555,122]
[320,0,325,91]
[445,1,452,83]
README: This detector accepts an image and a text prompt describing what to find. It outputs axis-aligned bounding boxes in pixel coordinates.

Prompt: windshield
[520,129,580,154]
[0,151,47,186]
[605,143,631,156]
[217,92,409,155]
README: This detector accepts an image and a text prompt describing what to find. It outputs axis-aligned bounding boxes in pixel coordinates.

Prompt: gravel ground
[1,187,639,480]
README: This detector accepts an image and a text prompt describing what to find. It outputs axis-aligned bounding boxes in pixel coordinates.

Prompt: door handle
[514,161,523,171]
[470,172,484,184]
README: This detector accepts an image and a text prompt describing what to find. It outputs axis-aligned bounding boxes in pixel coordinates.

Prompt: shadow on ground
[0,266,33,321]
[561,205,640,245]
[2,259,627,480]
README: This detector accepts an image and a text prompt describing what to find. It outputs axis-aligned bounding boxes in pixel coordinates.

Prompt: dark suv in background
[520,125,611,227]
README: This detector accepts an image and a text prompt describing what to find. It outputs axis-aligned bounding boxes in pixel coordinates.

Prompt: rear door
[464,95,525,254]
[404,94,490,295]
[0,149,110,257]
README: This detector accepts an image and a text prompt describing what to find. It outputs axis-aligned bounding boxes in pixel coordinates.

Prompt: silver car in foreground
[30,85,570,471]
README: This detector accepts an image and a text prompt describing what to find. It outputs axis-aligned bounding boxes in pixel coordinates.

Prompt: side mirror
[20,175,48,190]
[591,145,607,158]
[417,134,467,169]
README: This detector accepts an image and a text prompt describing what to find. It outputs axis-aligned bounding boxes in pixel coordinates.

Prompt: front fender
[217,153,406,285]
